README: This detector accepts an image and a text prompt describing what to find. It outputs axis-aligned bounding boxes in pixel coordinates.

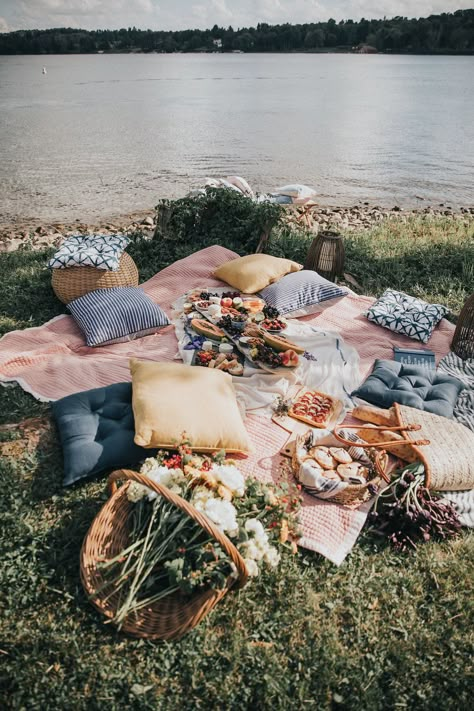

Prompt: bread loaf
[356,425,418,463]
[352,405,397,427]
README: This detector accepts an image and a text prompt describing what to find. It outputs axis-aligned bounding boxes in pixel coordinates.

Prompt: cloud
[0,16,10,32]
[1,0,471,32]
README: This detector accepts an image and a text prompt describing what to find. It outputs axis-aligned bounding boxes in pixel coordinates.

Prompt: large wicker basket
[80,469,248,640]
[52,252,139,304]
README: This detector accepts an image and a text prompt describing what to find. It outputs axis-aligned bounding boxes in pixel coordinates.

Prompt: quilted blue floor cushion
[352,359,465,418]
[52,382,156,486]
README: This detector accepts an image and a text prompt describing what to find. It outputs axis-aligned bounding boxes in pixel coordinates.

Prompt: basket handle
[333,424,430,449]
[108,469,249,590]
[373,449,391,483]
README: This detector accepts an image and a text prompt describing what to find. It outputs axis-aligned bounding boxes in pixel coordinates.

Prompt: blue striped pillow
[258,270,348,317]
[68,287,170,347]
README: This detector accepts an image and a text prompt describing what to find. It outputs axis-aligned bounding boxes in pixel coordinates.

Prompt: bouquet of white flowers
[88,435,301,636]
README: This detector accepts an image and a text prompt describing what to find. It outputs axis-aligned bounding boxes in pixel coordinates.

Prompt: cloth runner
[0,245,455,564]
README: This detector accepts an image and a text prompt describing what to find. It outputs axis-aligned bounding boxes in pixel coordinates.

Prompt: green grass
[1,216,473,710]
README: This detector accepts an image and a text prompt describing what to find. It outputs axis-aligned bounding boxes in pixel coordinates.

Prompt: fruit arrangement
[249,342,284,369]
[262,331,305,355]
[289,390,336,428]
[217,314,248,337]
[191,319,225,340]
[260,317,287,332]
[242,298,266,314]
[185,289,303,372]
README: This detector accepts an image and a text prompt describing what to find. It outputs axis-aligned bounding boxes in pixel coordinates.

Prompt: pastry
[323,469,340,481]
[337,462,365,481]
[310,446,336,470]
[329,447,353,464]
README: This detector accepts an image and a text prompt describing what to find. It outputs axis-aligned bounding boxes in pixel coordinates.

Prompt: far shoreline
[1,201,472,254]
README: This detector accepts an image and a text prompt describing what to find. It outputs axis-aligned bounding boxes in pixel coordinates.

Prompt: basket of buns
[292,430,389,506]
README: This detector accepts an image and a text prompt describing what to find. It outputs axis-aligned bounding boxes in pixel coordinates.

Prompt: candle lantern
[303,230,345,282]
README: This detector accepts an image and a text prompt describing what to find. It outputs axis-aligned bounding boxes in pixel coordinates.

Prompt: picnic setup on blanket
[1,229,473,640]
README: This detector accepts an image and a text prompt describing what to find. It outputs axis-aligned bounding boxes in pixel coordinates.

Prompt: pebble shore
[1,203,473,253]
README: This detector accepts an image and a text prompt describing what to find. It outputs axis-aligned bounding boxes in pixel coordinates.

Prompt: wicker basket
[292,432,388,506]
[80,469,248,640]
[52,252,139,304]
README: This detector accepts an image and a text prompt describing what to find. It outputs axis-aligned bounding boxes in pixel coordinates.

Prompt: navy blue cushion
[352,359,465,418]
[259,270,348,317]
[68,286,170,347]
[51,382,156,486]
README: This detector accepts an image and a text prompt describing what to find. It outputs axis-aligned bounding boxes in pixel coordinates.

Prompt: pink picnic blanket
[0,245,455,564]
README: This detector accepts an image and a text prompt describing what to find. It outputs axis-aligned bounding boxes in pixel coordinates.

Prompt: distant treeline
[1,10,473,55]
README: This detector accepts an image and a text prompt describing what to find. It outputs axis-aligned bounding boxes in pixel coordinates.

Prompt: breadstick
[352,405,397,427]
[356,426,418,463]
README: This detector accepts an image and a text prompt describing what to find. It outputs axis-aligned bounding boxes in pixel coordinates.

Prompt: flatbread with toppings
[288,390,336,429]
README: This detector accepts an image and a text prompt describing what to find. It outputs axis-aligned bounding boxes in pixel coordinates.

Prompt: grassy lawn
[0,215,473,710]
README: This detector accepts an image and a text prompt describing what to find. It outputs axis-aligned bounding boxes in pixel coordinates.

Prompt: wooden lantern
[451,293,474,360]
[303,230,345,282]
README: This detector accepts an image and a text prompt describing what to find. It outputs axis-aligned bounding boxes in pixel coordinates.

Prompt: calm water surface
[0,53,473,221]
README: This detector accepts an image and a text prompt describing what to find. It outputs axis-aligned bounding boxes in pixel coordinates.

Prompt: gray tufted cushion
[52,382,156,486]
[352,359,465,418]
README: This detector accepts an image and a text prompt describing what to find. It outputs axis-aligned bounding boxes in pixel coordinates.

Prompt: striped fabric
[259,269,348,317]
[68,286,170,347]
[439,351,474,527]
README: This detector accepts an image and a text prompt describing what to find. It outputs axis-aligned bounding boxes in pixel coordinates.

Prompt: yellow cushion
[213,254,301,294]
[130,360,252,454]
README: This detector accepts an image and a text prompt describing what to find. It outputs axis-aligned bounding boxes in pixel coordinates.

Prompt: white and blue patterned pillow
[48,234,130,271]
[258,270,348,317]
[68,287,170,347]
[366,289,448,344]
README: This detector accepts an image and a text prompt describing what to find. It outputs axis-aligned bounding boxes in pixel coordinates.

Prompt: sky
[0,0,470,33]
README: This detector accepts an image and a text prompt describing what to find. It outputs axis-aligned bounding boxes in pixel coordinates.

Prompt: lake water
[0,53,473,222]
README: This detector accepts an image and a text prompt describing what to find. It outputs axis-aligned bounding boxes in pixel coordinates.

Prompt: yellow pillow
[213,254,301,294]
[130,360,252,454]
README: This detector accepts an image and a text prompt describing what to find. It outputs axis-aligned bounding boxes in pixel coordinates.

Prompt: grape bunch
[252,342,282,368]
[217,314,242,336]
[263,304,280,320]
[199,291,218,300]
[368,462,461,552]
[222,291,241,299]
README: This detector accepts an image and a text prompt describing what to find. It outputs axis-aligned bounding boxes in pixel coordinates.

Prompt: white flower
[240,540,264,562]
[202,498,238,534]
[244,558,259,577]
[140,457,160,475]
[244,518,268,542]
[192,485,216,512]
[264,546,280,568]
[142,466,186,500]
[126,481,147,503]
[210,464,246,497]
